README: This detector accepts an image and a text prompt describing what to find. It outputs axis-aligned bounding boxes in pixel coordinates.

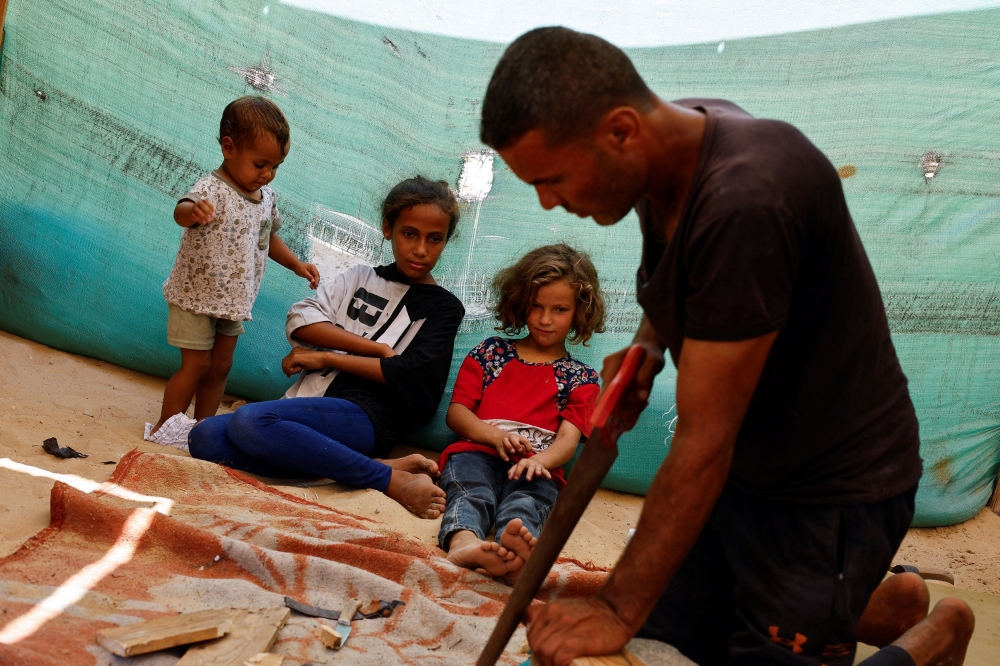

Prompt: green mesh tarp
[2,0,999,526]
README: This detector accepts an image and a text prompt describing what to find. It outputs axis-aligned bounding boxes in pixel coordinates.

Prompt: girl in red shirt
[438,244,606,581]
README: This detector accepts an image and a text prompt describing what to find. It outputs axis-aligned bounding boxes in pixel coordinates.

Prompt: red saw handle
[589,344,647,438]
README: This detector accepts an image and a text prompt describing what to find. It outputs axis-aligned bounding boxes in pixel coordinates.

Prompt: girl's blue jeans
[438,451,559,550]
[188,397,392,492]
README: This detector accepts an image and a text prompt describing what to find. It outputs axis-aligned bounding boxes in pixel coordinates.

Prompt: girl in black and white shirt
[190,177,464,518]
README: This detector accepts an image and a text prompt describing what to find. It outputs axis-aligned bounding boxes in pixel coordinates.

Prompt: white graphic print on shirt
[485,419,557,453]
[283,264,426,398]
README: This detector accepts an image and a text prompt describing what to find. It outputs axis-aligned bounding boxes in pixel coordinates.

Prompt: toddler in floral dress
[147,96,319,442]
[438,244,605,581]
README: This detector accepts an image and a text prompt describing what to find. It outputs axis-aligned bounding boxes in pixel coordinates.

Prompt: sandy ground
[1,328,998,661]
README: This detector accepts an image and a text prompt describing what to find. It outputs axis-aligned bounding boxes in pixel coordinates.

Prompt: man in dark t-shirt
[478,27,974,666]
[635,97,922,505]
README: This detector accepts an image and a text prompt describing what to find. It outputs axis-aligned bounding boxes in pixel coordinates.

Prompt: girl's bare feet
[385,469,446,518]
[378,453,440,479]
[498,519,537,561]
[447,530,525,577]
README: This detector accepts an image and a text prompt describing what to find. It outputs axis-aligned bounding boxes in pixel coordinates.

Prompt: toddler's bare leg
[155,347,212,432]
[193,333,238,420]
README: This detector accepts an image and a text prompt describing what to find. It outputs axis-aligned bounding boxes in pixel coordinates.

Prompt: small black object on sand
[42,437,88,459]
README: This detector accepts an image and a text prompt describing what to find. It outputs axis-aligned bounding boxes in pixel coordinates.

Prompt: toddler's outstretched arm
[446,403,532,461]
[174,198,216,227]
[268,233,320,289]
[507,420,582,482]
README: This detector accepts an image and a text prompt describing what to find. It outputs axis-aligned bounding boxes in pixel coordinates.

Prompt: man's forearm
[294,322,391,358]
[633,314,666,350]
[598,430,733,631]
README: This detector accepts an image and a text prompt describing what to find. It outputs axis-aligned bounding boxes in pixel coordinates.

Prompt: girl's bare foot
[499,518,537,561]
[378,453,440,479]
[447,530,525,577]
[497,519,537,583]
[385,469,446,518]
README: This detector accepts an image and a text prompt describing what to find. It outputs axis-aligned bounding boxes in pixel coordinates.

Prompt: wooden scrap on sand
[243,654,284,666]
[531,649,648,666]
[96,607,290,663]
[315,623,343,649]
[177,608,291,666]
[96,609,234,657]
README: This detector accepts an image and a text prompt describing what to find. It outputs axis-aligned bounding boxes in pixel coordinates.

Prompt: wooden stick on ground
[243,654,284,666]
[96,609,234,657]
[531,649,647,666]
[176,608,291,666]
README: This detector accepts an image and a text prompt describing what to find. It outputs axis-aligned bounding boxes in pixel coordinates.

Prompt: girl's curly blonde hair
[492,244,606,345]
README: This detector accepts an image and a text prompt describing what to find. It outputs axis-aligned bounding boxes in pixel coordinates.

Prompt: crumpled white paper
[143,413,197,450]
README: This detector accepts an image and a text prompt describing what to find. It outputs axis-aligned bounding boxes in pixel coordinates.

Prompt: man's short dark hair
[480,27,655,150]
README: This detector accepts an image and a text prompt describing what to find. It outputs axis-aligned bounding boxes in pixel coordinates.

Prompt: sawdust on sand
[2,328,999,663]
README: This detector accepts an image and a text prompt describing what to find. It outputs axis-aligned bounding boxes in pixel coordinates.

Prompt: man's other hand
[525,596,633,666]
[600,341,665,429]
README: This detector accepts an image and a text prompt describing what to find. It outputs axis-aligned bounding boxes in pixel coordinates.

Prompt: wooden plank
[243,654,284,666]
[315,623,342,649]
[176,608,291,666]
[96,609,234,657]
[531,649,647,666]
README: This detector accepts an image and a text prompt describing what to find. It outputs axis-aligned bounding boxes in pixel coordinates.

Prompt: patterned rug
[0,452,607,665]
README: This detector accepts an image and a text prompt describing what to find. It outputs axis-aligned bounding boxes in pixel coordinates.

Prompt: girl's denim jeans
[188,397,392,491]
[438,451,559,550]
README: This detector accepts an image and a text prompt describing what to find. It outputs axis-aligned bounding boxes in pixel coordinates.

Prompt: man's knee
[858,573,930,647]
[931,597,975,641]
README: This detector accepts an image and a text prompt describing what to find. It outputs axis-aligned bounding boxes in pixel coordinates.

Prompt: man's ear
[381,219,392,240]
[598,107,642,151]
